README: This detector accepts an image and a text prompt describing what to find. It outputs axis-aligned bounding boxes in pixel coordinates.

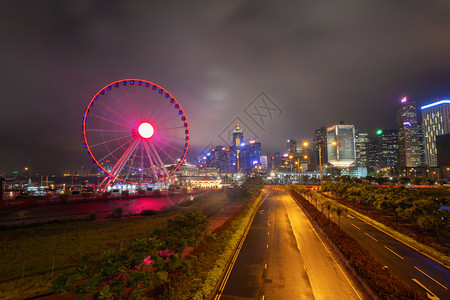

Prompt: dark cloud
[1,0,450,174]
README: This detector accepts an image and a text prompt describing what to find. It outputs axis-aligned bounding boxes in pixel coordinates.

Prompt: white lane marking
[268,231,269,235]
[265,264,267,269]
[351,223,360,230]
[414,266,448,290]
[215,194,266,300]
[260,210,264,214]
[304,210,363,300]
[364,232,379,242]
[262,295,265,300]
[267,243,269,248]
[348,214,355,219]
[384,245,404,260]
[412,278,440,300]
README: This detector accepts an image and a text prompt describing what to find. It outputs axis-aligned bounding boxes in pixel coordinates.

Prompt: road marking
[259,210,264,214]
[364,232,379,242]
[265,264,267,269]
[384,245,404,260]
[214,196,266,300]
[348,214,355,219]
[267,243,269,248]
[414,266,447,290]
[412,278,440,300]
[351,223,360,230]
[268,231,269,235]
[304,212,363,300]
[262,295,265,300]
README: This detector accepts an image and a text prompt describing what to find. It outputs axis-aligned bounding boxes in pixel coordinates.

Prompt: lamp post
[24,167,31,187]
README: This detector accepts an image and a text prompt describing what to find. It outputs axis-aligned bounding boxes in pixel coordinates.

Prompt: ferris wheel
[82,79,189,191]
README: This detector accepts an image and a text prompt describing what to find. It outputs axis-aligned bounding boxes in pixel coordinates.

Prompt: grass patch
[0,190,230,299]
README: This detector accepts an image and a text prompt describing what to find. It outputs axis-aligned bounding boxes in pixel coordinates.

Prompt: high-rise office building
[396,97,421,168]
[313,127,327,168]
[376,129,399,171]
[421,100,450,167]
[418,123,426,166]
[286,139,298,155]
[327,125,356,168]
[436,134,450,179]
[355,132,369,167]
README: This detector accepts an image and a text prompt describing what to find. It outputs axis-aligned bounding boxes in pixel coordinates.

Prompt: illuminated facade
[355,132,369,167]
[377,129,399,170]
[421,100,450,167]
[327,125,356,168]
[313,127,327,168]
[396,97,421,168]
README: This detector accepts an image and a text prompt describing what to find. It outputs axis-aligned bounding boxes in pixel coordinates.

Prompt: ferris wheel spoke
[123,87,140,123]
[153,136,185,154]
[149,142,170,179]
[86,129,132,133]
[135,86,143,120]
[139,146,144,182]
[158,126,185,131]
[108,89,138,124]
[156,114,179,127]
[156,133,186,140]
[110,139,140,181]
[152,141,180,165]
[97,136,135,163]
[89,134,133,148]
[97,97,135,127]
[89,112,134,129]
[151,103,173,124]
[142,141,160,181]
[124,147,139,181]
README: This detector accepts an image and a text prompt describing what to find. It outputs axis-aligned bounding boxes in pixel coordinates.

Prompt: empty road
[215,190,362,300]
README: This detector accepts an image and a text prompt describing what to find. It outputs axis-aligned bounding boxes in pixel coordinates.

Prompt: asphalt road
[216,190,362,300]
[305,192,450,300]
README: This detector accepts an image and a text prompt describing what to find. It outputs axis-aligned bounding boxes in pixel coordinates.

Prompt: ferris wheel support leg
[98,139,140,192]
[97,176,110,192]
[149,142,171,181]
[142,141,159,181]
[110,139,140,182]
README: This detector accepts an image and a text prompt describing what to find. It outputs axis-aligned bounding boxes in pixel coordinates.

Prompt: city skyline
[2,1,450,173]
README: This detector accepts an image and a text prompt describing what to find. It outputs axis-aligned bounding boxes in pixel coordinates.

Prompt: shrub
[85,212,97,221]
[140,209,157,216]
[111,206,123,218]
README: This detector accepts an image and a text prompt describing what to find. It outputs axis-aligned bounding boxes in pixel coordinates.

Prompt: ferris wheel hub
[138,122,154,139]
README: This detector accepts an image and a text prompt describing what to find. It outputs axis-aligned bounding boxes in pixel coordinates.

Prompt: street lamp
[24,167,31,186]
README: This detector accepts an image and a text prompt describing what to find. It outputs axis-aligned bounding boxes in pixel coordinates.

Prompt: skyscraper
[396,97,421,168]
[286,139,298,155]
[355,132,369,167]
[327,125,356,168]
[231,123,244,170]
[232,123,243,147]
[377,129,399,171]
[313,127,327,169]
[421,100,450,167]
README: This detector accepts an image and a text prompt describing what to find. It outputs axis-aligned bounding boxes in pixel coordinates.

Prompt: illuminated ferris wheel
[82,79,190,191]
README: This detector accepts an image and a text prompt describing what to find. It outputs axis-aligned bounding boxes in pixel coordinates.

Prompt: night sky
[2,1,450,175]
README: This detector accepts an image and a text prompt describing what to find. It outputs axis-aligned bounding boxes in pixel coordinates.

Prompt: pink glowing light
[401,97,407,103]
[138,122,154,138]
